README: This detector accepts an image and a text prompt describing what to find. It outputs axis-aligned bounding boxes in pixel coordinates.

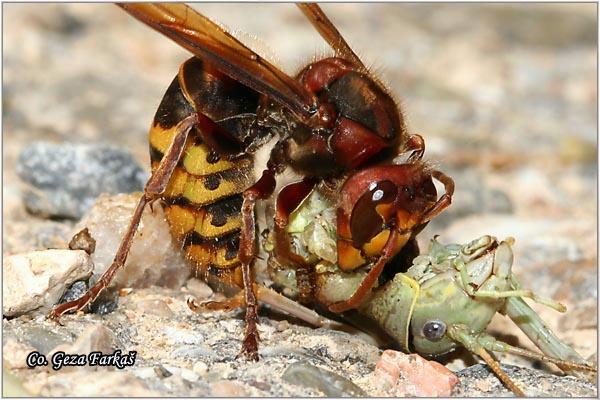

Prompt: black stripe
[173,152,253,180]
[164,194,242,229]
[149,144,164,163]
[183,230,241,261]
[204,195,243,227]
[166,196,191,207]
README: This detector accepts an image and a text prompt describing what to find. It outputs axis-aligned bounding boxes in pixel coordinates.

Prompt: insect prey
[263,186,597,396]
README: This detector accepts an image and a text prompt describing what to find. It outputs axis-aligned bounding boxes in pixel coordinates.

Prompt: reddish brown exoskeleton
[49,3,454,360]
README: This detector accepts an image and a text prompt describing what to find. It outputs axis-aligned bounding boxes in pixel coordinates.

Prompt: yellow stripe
[195,214,242,238]
[185,244,240,269]
[149,124,179,155]
[183,144,236,176]
[154,162,248,206]
[185,244,212,266]
[164,205,196,240]
[214,247,240,268]
[162,167,189,198]
[183,176,240,205]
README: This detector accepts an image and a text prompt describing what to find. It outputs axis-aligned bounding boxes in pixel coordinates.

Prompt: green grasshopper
[257,188,597,396]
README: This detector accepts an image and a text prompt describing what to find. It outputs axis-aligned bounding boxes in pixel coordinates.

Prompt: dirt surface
[3,3,597,397]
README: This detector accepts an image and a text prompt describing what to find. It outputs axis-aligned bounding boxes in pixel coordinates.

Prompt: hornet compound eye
[422,320,447,341]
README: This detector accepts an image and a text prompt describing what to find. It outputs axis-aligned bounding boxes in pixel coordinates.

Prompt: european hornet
[50,3,454,361]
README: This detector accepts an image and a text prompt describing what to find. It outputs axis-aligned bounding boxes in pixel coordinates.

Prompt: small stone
[60,281,88,304]
[135,299,174,318]
[372,350,458,397]
[180,368,199,382]
[50,324,116,357]
[88,288,119,315]
[16,142,148,219]
[427,168,513,229]
[18,326,70,355]
[3,339,38,369]
[119,288,133,297]
[163,327,204,345]
[257,322,275,339]
[210,380,248,397]
[3,249,94,317]
[75,193,190,290]
[192,361,208,377]
[170,345,215,360]
[276,320,290,332]
[154,365,173,378]
[282,361,366,397]
[559,300,598,330]
[68,228,96,255]
[185,278,213,300]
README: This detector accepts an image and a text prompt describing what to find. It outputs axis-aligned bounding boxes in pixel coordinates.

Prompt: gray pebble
[89,288,119,316]
[453,363,597,397]
[60,281,89,304]
[50,324,116,356]
[154,365,173,378]
[135,299,174,318]
[19,326,71,355]
[170,345,216,360]
[282,361,366,397]
[16,141,148,219]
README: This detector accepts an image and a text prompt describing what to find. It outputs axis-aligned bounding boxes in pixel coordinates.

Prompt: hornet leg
[236,143,286,360]
[49,114,198,320]
[329,229,401,313]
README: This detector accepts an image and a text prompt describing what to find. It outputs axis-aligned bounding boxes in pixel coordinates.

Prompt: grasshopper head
[363,236,514,356]
[409,238,514,355]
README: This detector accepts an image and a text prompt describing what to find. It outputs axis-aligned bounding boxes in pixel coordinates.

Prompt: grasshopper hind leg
[448,324,597,396]
[476,347,526,397]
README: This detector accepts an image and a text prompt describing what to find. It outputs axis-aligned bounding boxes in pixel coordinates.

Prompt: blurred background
[3,2,597,363]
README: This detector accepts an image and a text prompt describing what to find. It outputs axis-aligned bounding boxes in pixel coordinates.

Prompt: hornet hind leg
[49,114,198,320]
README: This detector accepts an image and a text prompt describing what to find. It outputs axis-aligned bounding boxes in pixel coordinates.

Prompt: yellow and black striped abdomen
[149,57,264,287]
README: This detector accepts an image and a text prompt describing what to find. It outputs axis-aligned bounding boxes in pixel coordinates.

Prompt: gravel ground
[3,3,597,397]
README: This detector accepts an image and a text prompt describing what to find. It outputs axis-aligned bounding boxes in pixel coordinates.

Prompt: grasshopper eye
[422,320,446,341]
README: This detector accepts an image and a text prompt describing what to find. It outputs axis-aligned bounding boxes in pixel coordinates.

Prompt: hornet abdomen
[148,57,269,287]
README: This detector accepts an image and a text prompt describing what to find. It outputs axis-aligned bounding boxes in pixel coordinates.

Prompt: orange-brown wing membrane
[297,3,365,70]
[118,3,317,119]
